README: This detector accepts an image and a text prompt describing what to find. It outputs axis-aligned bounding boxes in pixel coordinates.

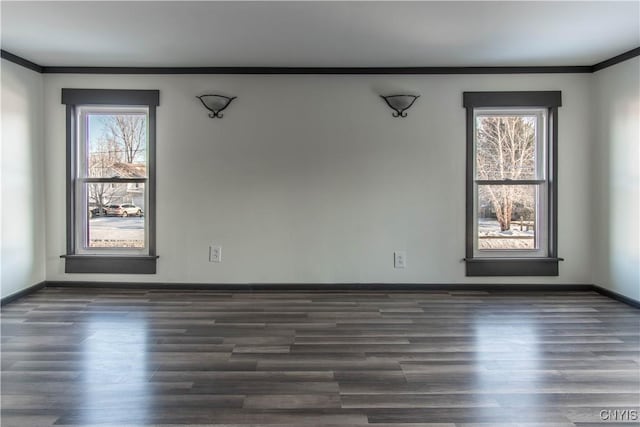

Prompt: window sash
[81,177,147,184]
[475,181,546,186]
[473,109,547,182]
[472,181,548,258]
[75,180,149,255]
[77,106,149,180]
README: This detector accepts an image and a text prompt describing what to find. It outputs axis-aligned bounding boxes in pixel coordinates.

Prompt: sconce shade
[380,94,420,118]
[197,94,237,118]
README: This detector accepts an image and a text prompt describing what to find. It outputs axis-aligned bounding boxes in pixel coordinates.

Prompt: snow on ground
[478,218,535,250]
[88,216,144,248]
[86,217,534,251]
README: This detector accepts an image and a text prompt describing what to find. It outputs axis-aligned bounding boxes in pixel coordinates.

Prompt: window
[463,91,561,276]
[62,89,159,273]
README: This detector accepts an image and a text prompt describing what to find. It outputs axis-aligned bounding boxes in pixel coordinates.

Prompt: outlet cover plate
[394,251,406,269]
[210,246,222,263]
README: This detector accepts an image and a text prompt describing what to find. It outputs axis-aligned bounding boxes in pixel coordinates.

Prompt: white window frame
[75,106,150,255]
[472,108,549,258]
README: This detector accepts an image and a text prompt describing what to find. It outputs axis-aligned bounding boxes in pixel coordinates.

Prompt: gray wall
[592,57,640,301]
[42,73,593,285]
[4,57,638,301]
[1,59,46,298]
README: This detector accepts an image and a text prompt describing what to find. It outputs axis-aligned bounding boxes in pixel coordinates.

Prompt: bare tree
[87,115,146,214]
[89,138,122,177]
[89,183,119,214]
[477,116,536,231]
[102,115,146,163]
[88,138,123,213]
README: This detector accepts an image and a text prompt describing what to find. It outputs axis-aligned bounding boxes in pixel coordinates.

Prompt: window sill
[465,257,562,276]
[61,255,158,274]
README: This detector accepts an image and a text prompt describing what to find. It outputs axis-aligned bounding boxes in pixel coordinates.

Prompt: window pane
[86,114,147,178]
[477,185,537,250]
[476,115,538,180]
[86,183,145,249]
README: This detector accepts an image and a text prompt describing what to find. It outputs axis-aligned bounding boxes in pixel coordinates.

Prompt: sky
[87,114,147,163]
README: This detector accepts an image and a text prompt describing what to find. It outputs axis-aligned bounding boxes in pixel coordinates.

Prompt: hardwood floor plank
[243,394,342,409]
[0,414,59,427]
[341,394,500,408]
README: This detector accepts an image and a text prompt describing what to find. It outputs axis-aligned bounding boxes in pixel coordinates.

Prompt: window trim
[463,91,562,276]
[61,89,159,274]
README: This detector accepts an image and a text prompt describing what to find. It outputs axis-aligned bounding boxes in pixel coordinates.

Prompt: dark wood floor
[1,288,639,426]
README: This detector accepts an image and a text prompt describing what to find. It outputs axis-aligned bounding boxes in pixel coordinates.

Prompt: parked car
[106,203,143,217]
[89,205,108,217]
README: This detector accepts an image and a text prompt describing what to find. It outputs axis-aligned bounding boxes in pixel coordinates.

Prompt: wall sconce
[380,94,420,118]
[196,94,237,118]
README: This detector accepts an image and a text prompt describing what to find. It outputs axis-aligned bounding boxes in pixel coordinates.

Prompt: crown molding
[0,50,43,73]
[36,65,593,75]
[2,47,638,75]
[592,47,640,72]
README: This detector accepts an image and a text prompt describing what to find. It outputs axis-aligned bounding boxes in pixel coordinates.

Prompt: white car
[106,203,142,217]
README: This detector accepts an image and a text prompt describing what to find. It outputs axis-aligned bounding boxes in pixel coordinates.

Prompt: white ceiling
[1,1,639,68]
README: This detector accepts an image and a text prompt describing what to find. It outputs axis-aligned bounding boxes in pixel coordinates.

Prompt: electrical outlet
[394,251,406,269]
[209,245,222,263]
